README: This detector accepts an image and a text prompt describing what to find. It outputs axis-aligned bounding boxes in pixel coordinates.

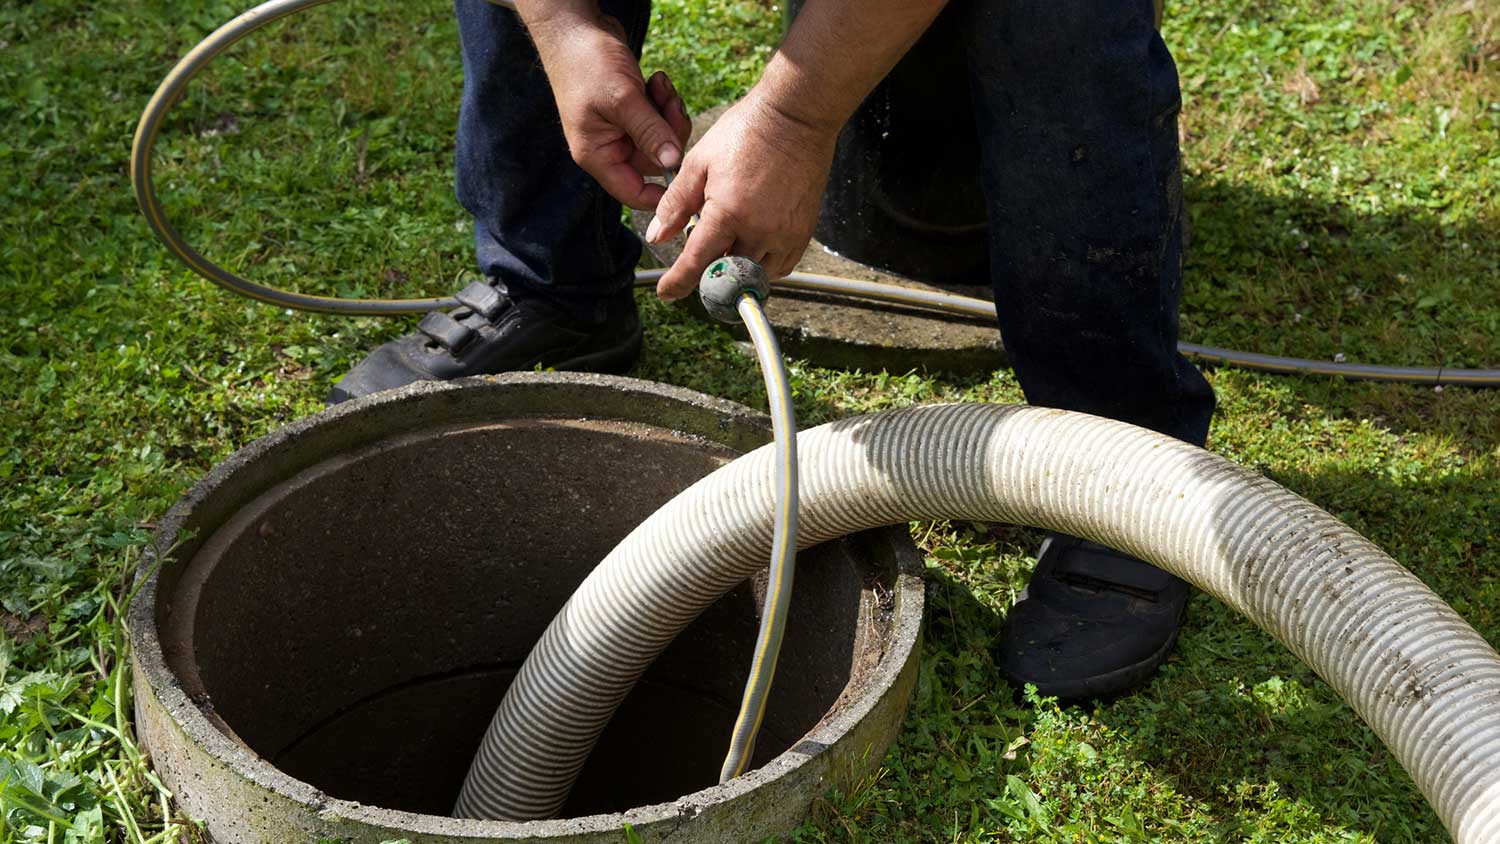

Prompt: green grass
[1,0,1497,841]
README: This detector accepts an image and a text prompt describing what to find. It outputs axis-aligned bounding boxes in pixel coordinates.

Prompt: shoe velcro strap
[417,311,475,353]
[1054,542,1176,598]
[454,281,506,321]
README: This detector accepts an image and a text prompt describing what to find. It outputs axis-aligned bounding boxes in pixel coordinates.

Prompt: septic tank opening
[156,415,894,818]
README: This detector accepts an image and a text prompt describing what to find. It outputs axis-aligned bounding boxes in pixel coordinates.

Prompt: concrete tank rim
[129,372,926,838]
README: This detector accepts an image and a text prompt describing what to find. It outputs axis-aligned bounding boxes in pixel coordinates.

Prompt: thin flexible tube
[637,270,1500,386]
[719,292,799,784]
[457,403,1500,842]
[131,0,1500,385]
[130,0,456,315]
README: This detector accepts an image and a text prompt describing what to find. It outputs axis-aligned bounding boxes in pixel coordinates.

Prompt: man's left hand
[646,91,838,301]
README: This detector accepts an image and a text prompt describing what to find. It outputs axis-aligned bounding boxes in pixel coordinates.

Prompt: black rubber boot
[327,279,642,405]
[997,533,1189,704]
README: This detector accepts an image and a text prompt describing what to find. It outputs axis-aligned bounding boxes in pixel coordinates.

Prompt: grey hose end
[700,257,771,323]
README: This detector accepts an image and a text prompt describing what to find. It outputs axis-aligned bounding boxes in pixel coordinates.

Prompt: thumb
[647,156,706,243]
[610,84,683,171]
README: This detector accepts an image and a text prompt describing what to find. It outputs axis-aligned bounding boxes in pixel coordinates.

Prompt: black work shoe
[996,533,1189,704]
[327,279,642,404]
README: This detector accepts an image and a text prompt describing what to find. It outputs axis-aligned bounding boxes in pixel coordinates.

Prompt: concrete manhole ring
[130,373,925,843]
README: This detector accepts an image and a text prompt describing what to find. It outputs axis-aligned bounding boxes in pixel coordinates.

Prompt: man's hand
[646,93,837,301]
[526,8,691,210]
[640,0,950,301]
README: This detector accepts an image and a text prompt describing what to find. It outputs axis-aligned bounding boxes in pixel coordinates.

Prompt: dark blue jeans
[453,0,648,324]
[454,0,1215,445]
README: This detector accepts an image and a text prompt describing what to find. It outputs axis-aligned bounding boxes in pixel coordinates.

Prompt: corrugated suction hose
[455,403,1500,842]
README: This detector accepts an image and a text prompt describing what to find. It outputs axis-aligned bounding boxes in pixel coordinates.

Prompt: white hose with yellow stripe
[720,289,800,783]
[454,257,800,817]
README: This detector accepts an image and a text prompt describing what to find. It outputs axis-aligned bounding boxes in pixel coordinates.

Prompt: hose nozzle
[699,256,771,323]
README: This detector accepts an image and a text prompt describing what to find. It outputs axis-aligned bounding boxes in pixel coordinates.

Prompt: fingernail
[657,143,682,170]
[674,96,690,121]
[645,216,663,243]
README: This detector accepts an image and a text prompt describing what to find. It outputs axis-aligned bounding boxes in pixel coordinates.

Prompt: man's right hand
[524,6,691,210]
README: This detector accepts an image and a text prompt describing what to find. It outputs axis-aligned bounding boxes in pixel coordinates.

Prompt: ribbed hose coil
[455,403,1500,841]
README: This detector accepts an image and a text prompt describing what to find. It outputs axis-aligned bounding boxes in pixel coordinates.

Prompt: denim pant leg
[961,0,1215,446]
[453,0,651,323]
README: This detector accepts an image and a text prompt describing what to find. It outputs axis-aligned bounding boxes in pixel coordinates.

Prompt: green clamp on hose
[699,257,772,323]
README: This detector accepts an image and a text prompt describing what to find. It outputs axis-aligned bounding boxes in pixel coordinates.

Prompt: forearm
[510,0,599,35]
[752,0,951,134]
